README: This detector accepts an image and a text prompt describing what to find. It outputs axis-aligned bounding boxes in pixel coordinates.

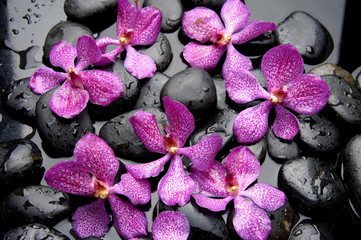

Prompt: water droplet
[294,229,302,236]
[28,8,32,12]
[306,45,314,54]
[12,29,19,34]
[9,17,15,22]
[22,14,32,24]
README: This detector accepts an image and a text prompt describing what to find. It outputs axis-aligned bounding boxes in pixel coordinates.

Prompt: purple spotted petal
[163,97,195,148]
[75,35,102,71]
[29,67,67,94]
[190,161,228,197]
[152,211,190,240]
[49,40,77,71]
[49,80,89,119]
[222,43,253,80]
[94,46,124,66]
[182,7,224,43]
[117,0,138,36]
[44,161,94,196]
[183,42,226,71]
[223,146,261,191]
[129,111,166,154]
[108,194,148,239]
[124,45,157,79]
[81,69,123,106]
[73,133,119,186]
[158,155,197,206]
[96,36,120,53]
[282,74,330,114]
[126,154,171,179]
[241,183,286,212]
[233,197,271,240]
[221,0,250,34]
[232,21,277,45]
[225,68,269,104]
[261,44,304,92]
[192,194,233,212]
[72,199,110,238]
[131,6,162,46]
[180,134,222,172]
[233,101,272,144]
[272,105,299,141]
[110,173,151,205]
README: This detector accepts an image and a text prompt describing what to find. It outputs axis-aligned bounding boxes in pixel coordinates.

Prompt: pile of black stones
[1,0,361,239]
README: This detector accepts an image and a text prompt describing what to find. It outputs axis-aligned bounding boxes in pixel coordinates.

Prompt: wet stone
[267,127,300,163]
[246,134,268,165]
[288,219,335,240]
[235,31,278,58]
[188,0,228,10]
[309,63,355,85]
[2,223,70,240]
[278,156,346,219]
[213,76,229,111]
[276,11,333,65]
[35,88,94,157]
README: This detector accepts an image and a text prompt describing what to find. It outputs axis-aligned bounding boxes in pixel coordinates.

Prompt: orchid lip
[118,29,134,46]
[67,67,83,88]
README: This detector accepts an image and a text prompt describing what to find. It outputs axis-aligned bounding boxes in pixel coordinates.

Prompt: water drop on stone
[12,29,19,34]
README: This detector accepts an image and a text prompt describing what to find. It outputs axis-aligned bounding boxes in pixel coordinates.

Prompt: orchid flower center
[211,32,232,47]
[134,0,140,10]
[119,29,134,46]
[67,67,83,88]
[163,125,179,155]
[225,173,239,197]
[270,86,288,104]
[91,176,110,199]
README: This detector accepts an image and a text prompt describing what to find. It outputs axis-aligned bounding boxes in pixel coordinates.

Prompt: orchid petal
[75,35,102,71]
[110,173,151,205]
[222,43,253,80]
[232,21,277,45]
[117,0,138,36]
[190,161,228,197]
[225,67,269,104]
[94,46,124,66]
[152,211,190,240]
[282,74,330,114]
[158,155,197,206]
[49,80,89,119]
[129,111,166,154]
[72,199,110,238]
[126,154,171,179]
[44,161,94,196]
[261,44,304,92]
[108,194,148,239]
[49,40,76,71]
[124,45,157,79]
[182,7,225,43]
[163,97,195,148]
[192,194,233,212]
[223,146,261,191]
[96,36,120,53]
[81,70,123,106]
[73,133,119,185]
[241,183,286,212]
[29,67,67,94]
[180,134,222,172]
[233,101,272,144]
[272,105,299,141]
[221,0,250,34]
[233,197,271,240]
[183,42,226,71]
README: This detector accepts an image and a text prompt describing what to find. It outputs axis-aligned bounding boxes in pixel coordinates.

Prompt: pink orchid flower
[191,146,286,240]
[29,35,123,119]
[94,0,162,79]
[182,0,276,78]
[225,44,330,144]
[152,211,190,240]
[45,133,150,239]
[126,97,223,206]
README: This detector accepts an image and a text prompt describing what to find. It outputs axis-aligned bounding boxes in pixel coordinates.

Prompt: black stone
[247,136,268,165]
[235,31,278,58]
[288,219,335,240]
[213,76,229,111]
[276,11,333,65]
[267,127,300,163]
[1,223,70,240]
[188,0,228,10]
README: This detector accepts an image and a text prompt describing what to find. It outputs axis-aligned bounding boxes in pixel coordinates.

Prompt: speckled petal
[223,146,261,191]
[192,194,233,212]
[233,197,271,240]
[44,161,94,196]
[129,111,166,154]
[180,134,222,172]
[81,69,123,106]
[110,173,151,205]
[163,97,195,148]
[75,35,102,70]
[126,154,171,179]
[282,74,330,114]
[272,105,299,141]
[222,43,253,80]
[221,0,250,34]
[49,80,89,119]
[183,41,226,71]
[152,211,190,240]
[124,45,156,79]
[72,199,110,238]
[158,155,197,206]
[232,21,277,45]
[225,67,269,104]
[182,7,225,43]
[49,40,76,71]
[94,46,124,66]
[117,0,138,36]
[241,183,286,212]
[108,194,148,239]
[96,36,120,53]
[73,133,119,186]
[29,67,67,95]
[233,101,272,144]
[261,44,304,93]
